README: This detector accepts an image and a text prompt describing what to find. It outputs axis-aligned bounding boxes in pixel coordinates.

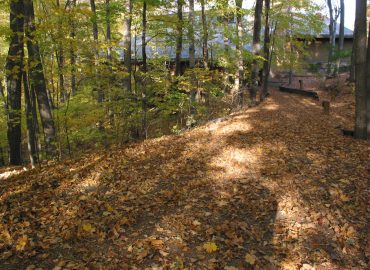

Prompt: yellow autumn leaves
[244,253,257,265]
[82,223,95,233]
[16,235,28,251]
[203,242,218,253]
[1,225,28,252]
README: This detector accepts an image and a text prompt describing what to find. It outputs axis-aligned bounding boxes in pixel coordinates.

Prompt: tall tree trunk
[175,0,183,76]
[262,0,270,100]
[141,0,148,137]
[188,0,196,113]
[56,0,66,103]
[188,0,195,70]
[23,71,38,168]
[90,0,99,43]
[70,0,77,96]
[24,0,56,156]
[90,0,103,102]
[354,0,368,139]
[367,21,370,138]
[222,0,230,53]
[123,0,132,92]
[288,5,294,85]
[142,0,147,72]
[200,0,208,69]
[335,0,345,74]
[106,0,112,64]
[234,0,244,106]
[222,0,230,93]
[6,0,24,165]
[0,77,5,165]
[326,0,336,76]
[349,35,356,82]
[251,0,263,103]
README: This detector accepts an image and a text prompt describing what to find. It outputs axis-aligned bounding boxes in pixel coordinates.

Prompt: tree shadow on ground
[222,90,369,269]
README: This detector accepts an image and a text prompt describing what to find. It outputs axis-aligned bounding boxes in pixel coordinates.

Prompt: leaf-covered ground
[0,86,369,270]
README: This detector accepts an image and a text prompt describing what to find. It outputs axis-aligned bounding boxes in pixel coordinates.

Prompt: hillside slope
[0,89,369,270]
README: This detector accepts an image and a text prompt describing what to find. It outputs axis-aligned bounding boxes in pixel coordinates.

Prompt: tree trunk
[188,0,195,70]
[70,0,77,96]
[188,0,196,113]
[142,0,147,72]
[234,0,244,106]
[354,0,368,139]
[262,0,270,100]
[175,0,183,76]
[23,71,38,168]
[200,0,208,69]
[335,0,345,74]
[251,0,263,103]
[326,0,336,76]
[6,0,24,165]
[90,0,99,43]
[106,0,112,64]
[0,147,4,166]
[222,0,230,94]
[123,0,132,92]
[349,36,356,82]
[366,21,370,138]
[141,0,148,137]
[223,0,230,53]
[90,0,103,102]
[24,0,56,156]
[56,0,66,103]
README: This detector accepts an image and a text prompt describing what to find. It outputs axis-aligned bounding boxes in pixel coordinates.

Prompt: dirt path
[0,90,369,270]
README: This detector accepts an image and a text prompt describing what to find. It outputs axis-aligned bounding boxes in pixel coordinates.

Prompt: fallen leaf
[245,253,256,265]
[159,250,169,257]
[150,239,164,248]
[16,235,28,251]
[224,266,239,270]
[82,223,94,233]
[203,242,218,253]
[193,220,201,226]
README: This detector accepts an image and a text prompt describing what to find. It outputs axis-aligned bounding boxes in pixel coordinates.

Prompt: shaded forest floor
[0,80,369,269]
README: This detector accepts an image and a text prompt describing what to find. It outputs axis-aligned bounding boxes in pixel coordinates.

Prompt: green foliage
[332,48,352,61]
[270,0,324,73]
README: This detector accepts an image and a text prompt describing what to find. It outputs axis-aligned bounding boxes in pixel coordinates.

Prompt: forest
[0,0,369,269]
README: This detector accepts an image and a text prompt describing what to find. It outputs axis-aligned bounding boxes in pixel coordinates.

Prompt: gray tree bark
[234,0,244,106]
[90,0,104,102]
[200,0,208,69]
[6,0,24,165]
[24,0,56,156]
[69,0,77,96]
[262,0,270,100]
[123,0,132,92]
[141,0,148,138]
[335,0,345,74]
[175,0,183,76]
[251,0,263,103]
[23,71,39,168]
[354,0,368,139]
[188,0,196,113]
[56,0,66,103]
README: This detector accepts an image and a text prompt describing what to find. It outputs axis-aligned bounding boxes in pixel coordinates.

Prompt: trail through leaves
[0,88,369,269]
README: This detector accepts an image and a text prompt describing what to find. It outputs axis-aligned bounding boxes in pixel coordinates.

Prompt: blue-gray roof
[117,16,353,60]
[317,18,353,38]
